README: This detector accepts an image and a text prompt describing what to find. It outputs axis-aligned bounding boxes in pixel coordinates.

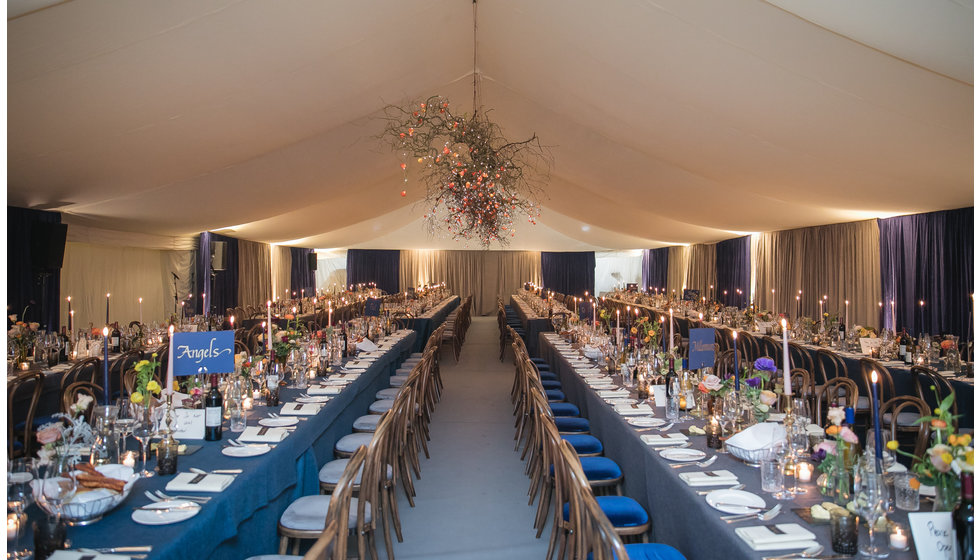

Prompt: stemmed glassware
[130,403,156,478]
[854,462,889,558]
[771,441,797,501]
[32,459,77,521]
[721,391,741,436]
[7,458,34,558]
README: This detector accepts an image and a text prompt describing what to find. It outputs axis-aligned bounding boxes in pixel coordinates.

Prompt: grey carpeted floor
[380,316,551,560]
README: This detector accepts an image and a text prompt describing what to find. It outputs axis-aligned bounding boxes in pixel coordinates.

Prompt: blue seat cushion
[554,416,590,433]
[564,496,648,527]
[534,364,553,372]
[531,358,549,365]
[544,389,566,401]
[549,402,580,417]
[541,380,563,390]
[587,544,687,560]
[539,372,559,381]
[549,457,621,481]
[560,435,602,456]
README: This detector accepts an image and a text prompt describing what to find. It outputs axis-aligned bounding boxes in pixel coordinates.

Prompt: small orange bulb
[400,190,407,197]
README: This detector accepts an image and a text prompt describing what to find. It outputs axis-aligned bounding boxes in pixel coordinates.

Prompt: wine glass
[854,465,889,558]
[721,391,741,436]
[7,458,34,558]
[131,405,156,478]
[32,459,76,521]
[770,441,796,501]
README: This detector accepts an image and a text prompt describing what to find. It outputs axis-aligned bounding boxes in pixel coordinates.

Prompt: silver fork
[669,455,717,469]
[722,504,782,523]
[154,490,211,503]
[697,483,744,495]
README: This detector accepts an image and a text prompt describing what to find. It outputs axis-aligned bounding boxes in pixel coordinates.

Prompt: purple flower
[811,448,827,462]
[745,376,762,389]
[753,357,777,373]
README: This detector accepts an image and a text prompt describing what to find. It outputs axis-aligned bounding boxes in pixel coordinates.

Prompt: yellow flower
[130,392,144,404]
[941,452,954,465]
[961,434,972,446]
[134,360,150,370]
[146,380,161,394]
[630,327,638,334]
[173,379,181,391]
[966,450,974,465]
[886,440,899,451]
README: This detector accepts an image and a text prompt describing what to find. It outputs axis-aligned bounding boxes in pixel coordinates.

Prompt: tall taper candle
[102,327,110,404]
[616,309,620,338]
[844,300,849,332]
[67,296,72,333]
[139,297,143,325]
[733,331,740,392]
[105,293,110,324]
[668,308,674,352]
[660,316,666,352]
[871,370,883,466]
[267,300,273,354]
[781,319,791,395]
[166,325,175,395]
[918,300,925,337]
[890,300,896,333]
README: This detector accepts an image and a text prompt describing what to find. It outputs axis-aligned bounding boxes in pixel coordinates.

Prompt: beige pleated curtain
[399,250,542,315]
[753,219,882,328]
[238,240,272,308]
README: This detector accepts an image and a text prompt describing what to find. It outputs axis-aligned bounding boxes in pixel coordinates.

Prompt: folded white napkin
[329,373,360,381]
[307,385,342,396]
[641,432,689,446]
[343,361,371,370]
[355,339,379,352]
[678,469,739,487]
[280,403,322,416]
[615,403,655,416]
[166,472,235,493]
[651,385,666,407]
[725,422,786,451]
[734,524,818,551]
[598,389,631,398]
[50,553,129,560]
[238,425,288,442]
[576,367,602,375]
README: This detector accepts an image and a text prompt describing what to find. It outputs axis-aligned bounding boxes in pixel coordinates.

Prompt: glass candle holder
[830,511,858,555]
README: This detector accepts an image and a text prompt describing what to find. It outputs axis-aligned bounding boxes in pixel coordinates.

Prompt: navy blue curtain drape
[541,252,595,296]
[195,232,239,317]
[289,247,316,297]
[716,236,751,308]
[346,249,400,294]
[7,207,63,331]
[879,207,973,340]
[641,248,669,294]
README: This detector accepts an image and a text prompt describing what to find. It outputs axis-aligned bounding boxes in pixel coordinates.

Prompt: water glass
[229,406,247,432]
[830,511,858,554]
[893,472,920,511]
[760,460,784,493]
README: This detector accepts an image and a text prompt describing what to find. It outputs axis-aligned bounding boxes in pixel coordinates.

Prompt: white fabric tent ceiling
[7,0,973,250]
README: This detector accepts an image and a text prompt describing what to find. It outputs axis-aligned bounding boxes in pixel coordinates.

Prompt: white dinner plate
[221,444,271,458]
[705,489,766,514]
[627,417,665,427]
[659,448,706,462]
[131,500,201,525]
[259,417,298,427]
[296,396,331,404]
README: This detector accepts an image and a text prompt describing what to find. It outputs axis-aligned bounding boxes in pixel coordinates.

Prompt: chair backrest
[110,350,141,399]
[758,337,780,361]
[783,367,814,413]
[61,381,103,423]
[910,365,958,430]
[880,395,931,458]
[8,370,45,458]
[815,377,859,425]
[815,349,846,385]
[788,343,814,378]
[714,348,736,379]
[61,357,100,392]
[858,358,895,405]
[307,445,367,560]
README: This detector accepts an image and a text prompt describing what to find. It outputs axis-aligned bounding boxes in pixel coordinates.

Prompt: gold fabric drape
[238,240,272,308]
[685,243,717,297]
[753,219,881,328]
[399,250,541,315]
[271,245,292,301]
[666,246,690,297]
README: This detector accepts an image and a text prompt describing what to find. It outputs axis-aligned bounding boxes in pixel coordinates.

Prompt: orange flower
[931,419,948,429]
[908,477,920,490]
[826,425,841,436]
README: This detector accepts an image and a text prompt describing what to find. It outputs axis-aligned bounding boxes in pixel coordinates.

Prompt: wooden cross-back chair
[815,348,847,386]
[814,377,860,426]
[910,365,959,430]
[109,350,142,401]
[880,395,931,459]
[8,370,44,458]
[61,381,103,424]
[60,357,100,392]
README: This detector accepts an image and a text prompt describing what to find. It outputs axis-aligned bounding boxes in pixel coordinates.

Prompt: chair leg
[278,536,289,555]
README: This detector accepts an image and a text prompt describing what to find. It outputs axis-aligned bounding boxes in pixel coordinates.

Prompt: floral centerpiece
[272,317,304,364]
[697,373,728,416]
[743,358,778,423]
[631,316,660,351]
[8,311,40,365]
[130,354,162,409]
[598,308,612,333]
[36,395,96,468]
[813,406,859,505]
[887,387,973,511]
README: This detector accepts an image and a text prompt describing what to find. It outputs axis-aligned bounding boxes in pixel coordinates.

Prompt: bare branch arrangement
[380,95,550,247]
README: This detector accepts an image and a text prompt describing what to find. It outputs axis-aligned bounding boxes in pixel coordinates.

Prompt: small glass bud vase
[156,394,179,475]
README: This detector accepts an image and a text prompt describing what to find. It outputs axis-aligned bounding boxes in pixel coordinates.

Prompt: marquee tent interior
[6,0,974,329]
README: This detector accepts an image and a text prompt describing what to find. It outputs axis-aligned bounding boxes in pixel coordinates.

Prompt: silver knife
[95,546,153,553]
[134,504,200,512]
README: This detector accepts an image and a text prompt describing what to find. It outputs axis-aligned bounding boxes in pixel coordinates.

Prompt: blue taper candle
[733,331,740,392]
[102,326,110,405]
[871,370,883,467]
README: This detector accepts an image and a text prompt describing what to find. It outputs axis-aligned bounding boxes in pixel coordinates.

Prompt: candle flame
[781,318,787,328]
[732,331,737,339]
[103,326,109,336]
[871,370,878,383]
[169,325,175,335]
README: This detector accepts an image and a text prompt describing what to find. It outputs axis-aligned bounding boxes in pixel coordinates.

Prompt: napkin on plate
[641,433,689,446]
[576,367,602,375]
[678,470,739,487]
[280,403,321,416]
[614,403,655,416]
[355,339,378,352]
[307,385,342,396]
[725,422,786,451]
[343,361,370,370]
[238,426,288,442]
[734,524,818,551]
[165,472,235,493]
[329,373,361,382]
[598,389,631,398]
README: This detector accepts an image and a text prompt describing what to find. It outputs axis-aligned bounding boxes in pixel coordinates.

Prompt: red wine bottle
[204,374,223,441]
[954,472,974,560]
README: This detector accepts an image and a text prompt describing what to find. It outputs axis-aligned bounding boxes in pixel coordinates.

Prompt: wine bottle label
[205,406,221,426]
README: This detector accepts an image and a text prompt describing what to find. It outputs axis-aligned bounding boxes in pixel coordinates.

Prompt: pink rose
[759,390,778,406]
[839,426,859,444]
[701,374,723,392]
[814,440,837,456]
[36,426,61,445]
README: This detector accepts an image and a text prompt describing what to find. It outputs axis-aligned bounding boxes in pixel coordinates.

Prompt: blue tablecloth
[509,295,553,358]
[404,296,459,353]
[538,333,918,560]
[21,330,416,559]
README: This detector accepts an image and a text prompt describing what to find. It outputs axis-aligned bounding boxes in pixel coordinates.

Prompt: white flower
[73,394,94,414]
[827,407,846,426]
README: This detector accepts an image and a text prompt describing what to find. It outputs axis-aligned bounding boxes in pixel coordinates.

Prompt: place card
[172,409,205,440]
[908,513,956,560]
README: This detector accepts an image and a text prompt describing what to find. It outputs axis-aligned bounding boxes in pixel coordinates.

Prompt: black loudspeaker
[308,253,318,271]
[211,241,226,271]
[30,223,68,271]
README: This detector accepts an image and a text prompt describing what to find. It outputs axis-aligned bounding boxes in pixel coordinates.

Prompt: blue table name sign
[172,331,235,375]
[687,328,715,369]
[364,298,382,317]
[682,289,700,301]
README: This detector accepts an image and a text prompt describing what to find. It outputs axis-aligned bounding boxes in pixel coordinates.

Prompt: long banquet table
[21,330,416,559]
[538,332,918,560]
[605,298,975,429]
[403,295,460,353]
[509,294,553,357]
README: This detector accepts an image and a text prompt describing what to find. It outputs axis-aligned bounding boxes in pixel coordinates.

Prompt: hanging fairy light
[380,96,549,247]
